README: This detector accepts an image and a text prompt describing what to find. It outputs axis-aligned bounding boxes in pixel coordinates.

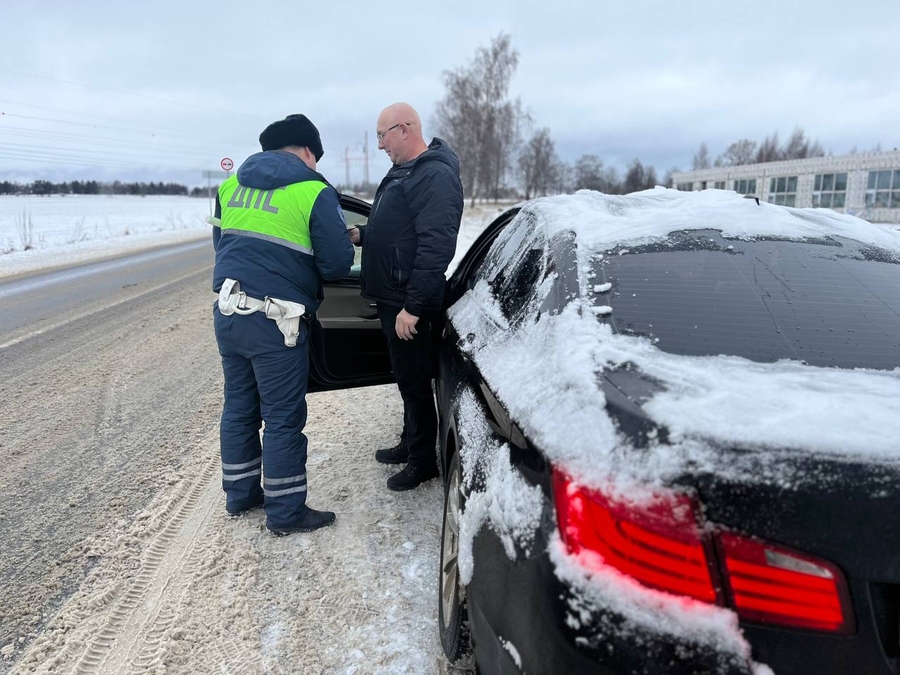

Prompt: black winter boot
[387,463,440,492]
[226,493,265,517]
[267,507,336,535]
[375,439,409,465]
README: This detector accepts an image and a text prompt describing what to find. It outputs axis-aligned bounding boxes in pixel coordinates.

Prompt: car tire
[439,451,473,666]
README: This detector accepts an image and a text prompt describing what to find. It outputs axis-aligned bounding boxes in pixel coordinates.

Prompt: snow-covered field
[0,195,213,278]
[0,195,507,280]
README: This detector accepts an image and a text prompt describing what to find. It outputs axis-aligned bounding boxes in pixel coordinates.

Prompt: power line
[0,145,193,166]
[0,111,224,144]
[0,125,225,156]
[0,67,237,116]
[0,143,215,167]
[0,142,204,165]
[0,148,185,171]
[0,141,216,168]
[0,97,152,126]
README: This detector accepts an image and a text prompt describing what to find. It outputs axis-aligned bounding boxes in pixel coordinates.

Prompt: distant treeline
[0,180,212,197]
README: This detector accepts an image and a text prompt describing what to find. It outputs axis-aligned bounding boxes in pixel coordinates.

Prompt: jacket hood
[237,150,325,190]
[402,137,460,175]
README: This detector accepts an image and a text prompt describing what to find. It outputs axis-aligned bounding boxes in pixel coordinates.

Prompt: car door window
[343,208,367,273]
[477,214,547,322]
[494,246,543,321]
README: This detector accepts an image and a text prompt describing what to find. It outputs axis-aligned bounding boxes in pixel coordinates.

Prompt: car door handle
[365,300,377,310]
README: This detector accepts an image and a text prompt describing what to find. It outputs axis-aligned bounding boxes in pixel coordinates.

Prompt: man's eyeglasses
[376,123,403,141]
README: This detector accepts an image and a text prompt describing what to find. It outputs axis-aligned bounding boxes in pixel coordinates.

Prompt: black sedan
[309,190,900,674]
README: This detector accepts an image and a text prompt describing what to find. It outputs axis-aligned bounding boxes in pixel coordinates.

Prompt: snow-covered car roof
[526,187,900,255]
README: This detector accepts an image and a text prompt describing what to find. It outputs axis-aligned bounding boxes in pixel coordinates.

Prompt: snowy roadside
[0,195,212,279]
[7,383,447,675]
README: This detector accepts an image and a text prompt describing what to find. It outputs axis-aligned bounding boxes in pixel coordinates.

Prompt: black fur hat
[259,114,324,160]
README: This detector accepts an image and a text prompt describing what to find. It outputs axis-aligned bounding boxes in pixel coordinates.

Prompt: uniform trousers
[214,306,310,528]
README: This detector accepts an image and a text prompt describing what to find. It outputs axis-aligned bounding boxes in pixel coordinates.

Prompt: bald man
[348,103,463,491]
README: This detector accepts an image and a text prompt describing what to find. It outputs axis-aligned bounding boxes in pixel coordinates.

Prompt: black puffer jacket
[359,138,464,315]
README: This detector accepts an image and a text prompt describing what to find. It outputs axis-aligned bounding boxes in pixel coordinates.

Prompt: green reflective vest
[218,174,327,255]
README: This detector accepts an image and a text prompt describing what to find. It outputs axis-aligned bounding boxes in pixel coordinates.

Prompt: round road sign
[221,157,234,171]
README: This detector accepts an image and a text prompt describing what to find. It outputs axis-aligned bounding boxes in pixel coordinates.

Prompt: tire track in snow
[9,428,260,674]
[72,457,219,674]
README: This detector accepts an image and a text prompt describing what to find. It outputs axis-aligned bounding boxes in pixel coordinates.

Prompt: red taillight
[551,466,854,634]
[718,531,854,634]
[552,469,718,603]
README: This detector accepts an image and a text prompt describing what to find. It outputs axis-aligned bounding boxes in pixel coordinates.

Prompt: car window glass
[602,233,900,370]
[343,208,366,270]
[476,212,549,321]
[479,211,537,284]
[494,247,543,320]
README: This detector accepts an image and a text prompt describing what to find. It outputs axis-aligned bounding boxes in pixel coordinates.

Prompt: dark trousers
[214,307,310,529]
[377,304,438,470]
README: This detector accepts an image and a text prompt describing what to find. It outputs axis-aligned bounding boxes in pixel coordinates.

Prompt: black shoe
[375,440,409,465]
[226,494,264,517]
[387,463,440,492]
[267,507,336,536]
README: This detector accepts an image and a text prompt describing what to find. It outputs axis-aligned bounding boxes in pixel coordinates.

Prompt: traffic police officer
[212,114,354,535]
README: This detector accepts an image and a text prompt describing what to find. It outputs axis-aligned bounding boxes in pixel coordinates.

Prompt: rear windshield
[597,231,900,370]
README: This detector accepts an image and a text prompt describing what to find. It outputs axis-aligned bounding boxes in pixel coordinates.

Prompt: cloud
[1,0,898,184]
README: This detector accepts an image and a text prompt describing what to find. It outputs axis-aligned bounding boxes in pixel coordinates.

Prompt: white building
[671,150,900,223]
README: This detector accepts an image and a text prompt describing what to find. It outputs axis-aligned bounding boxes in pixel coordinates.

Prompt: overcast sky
[1,0,898,188]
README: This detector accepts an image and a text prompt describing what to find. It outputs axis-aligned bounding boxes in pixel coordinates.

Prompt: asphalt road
[0,240,213,349]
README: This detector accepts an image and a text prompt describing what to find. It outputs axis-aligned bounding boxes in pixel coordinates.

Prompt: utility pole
[344,146,351,187]
[342,133,374,193]
[363,131,369,186]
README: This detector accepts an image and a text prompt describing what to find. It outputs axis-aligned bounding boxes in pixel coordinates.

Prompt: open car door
[307,195,394,392]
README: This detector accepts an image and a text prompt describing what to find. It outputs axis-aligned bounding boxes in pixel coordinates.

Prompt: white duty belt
[217,278,307,348]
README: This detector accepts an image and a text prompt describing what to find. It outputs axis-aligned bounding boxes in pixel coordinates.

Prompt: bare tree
[781,127,826,160]
[624,159,647,194]
[717,139,757,166]
[692,142,711,170]
[518,128,559,199]
[782,127,812,160]
[644,166,659,190]
[602,166,622,194]
[483,98,529,201]
[434,69,481,202]
[756,133,781,163]
[662,167,679,189]
[434,33,527,206]
[746,128,826,163]
[553,160,572,195]
[573,154,606,192]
